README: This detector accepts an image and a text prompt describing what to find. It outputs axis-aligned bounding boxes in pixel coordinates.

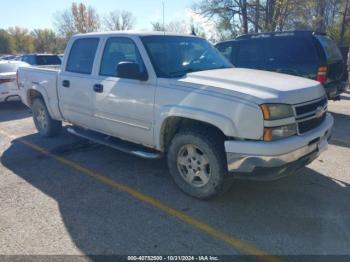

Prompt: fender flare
[27,85,57,119]
[155,105,238,150]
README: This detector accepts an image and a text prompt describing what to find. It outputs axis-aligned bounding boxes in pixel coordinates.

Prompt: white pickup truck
[18,32,333,199]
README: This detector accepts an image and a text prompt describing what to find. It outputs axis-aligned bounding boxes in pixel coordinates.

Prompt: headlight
[263,124,297,141]
[260,104,294,120]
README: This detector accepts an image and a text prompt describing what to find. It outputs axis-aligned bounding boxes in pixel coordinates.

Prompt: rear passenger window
[66,38,99,74]
[236,40,265,67]
[269,37,318,64]
[100,37,145,77]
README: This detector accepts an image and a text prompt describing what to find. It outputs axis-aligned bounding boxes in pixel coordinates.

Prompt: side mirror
[117,62,148,81]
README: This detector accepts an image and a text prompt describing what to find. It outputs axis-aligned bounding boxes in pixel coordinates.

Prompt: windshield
[316,35,343,63]
[141,35,232,78]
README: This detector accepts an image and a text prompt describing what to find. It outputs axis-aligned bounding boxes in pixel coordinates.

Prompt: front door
[93,37,155,147]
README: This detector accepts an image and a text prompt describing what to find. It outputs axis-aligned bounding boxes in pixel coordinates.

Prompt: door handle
[62,80,70,88]
[93,84,104,93]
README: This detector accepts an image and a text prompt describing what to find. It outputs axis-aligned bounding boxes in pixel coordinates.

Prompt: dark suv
[216,31,347,100]
[18,54,62,66]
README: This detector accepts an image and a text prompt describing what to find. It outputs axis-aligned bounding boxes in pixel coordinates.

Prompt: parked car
[0,61,29,102]
[17,54,62,66]
[17,32,333,199]
[216,31,347,100]
[0,55,19,61]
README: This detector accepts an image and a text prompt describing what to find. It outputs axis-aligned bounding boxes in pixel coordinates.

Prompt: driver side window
[100,37,145,77]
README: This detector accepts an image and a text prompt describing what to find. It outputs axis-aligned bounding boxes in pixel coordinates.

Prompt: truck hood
[175,68,325,104]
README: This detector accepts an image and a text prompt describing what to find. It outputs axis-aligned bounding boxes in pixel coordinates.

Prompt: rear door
[58,37,100,128]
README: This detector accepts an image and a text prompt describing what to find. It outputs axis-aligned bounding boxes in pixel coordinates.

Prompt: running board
[67,126,162,159]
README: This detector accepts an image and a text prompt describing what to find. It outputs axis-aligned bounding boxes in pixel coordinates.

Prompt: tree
[32,29,58,53]
[151,20,189,34]
[185,8,220,42]
[241,0,248,33]
[315,0,327,32]
[8,27,34,53]
[0,29,15,54]
[166,21,190,33]
[339,0,350,45]
[194,0,244,38]
[104,10,135,31]
[254,0,260,33]
[151,21,165,31]
[194,0,349,38]
[55,2,100,39]
[193,0,269,37]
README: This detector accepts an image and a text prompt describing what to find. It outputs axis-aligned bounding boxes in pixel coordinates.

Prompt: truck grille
[298,113,326,134]
[294,96,328,134]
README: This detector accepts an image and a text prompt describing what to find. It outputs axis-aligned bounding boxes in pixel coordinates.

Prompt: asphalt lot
[0,93,350,259]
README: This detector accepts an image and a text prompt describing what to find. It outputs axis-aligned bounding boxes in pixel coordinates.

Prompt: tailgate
[18,66,59,108]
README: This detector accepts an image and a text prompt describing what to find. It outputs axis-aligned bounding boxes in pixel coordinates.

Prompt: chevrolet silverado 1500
[17,32,334,199]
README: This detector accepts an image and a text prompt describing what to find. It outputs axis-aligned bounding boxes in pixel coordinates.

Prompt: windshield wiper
[167,68,197,78]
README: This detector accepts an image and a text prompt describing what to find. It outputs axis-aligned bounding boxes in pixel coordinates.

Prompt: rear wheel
[32,98,62,137]
[167,129,231,199]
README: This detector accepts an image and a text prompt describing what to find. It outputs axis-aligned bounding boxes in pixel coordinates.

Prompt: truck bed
[18,66,63,121]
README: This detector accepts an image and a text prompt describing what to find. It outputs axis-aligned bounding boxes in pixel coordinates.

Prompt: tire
[167,129,232,199]
[32,98,62,137]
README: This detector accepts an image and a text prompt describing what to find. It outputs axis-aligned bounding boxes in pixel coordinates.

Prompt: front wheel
[32,98,62,137]
[167,129,231,199]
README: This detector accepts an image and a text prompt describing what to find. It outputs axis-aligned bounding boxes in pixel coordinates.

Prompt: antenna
[162,0,165,35]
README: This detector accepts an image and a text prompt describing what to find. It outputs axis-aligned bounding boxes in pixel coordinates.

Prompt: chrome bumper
[225,113,334,180]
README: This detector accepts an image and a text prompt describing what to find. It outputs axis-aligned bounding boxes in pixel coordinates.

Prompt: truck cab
[18,32,334,199]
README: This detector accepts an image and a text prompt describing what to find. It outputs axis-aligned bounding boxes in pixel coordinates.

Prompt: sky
[0,0,195,31]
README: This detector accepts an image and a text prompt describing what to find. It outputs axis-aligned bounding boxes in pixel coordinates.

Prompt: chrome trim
[292,96,328,135]
[293,95,327,106]
[296,110,327,123]
[94,113,151,131]
[226,129,331,173]
[295,105,327,122]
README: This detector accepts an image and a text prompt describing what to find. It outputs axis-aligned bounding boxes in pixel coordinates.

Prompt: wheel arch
[26,88,57,120]
[158,114,236,152]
